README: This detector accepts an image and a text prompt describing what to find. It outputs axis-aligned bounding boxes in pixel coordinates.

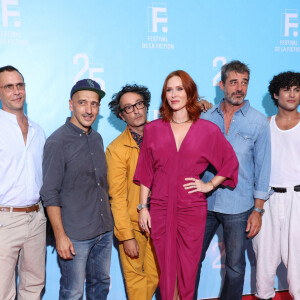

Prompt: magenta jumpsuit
[134,119,238,300]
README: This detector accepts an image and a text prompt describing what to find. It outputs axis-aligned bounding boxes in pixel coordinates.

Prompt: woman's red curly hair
[159,70,201,122]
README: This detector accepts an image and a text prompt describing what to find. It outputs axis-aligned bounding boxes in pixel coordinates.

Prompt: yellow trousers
[119,230,159,300]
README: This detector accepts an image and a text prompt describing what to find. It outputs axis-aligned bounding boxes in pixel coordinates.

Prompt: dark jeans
[58,230,113,300]
[194,208,252,300]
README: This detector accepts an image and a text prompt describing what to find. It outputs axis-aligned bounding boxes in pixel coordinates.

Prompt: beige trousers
[0,203,46,300]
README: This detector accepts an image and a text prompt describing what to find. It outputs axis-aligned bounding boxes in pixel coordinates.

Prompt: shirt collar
[216,99,250,116]
[129,127,143,148]
[0,108,17,123]
[65,117,92,135]
[0,109,33,127]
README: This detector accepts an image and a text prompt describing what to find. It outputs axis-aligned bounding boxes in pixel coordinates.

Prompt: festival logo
[1,0,21,27]
[148,3,168,33]
[281,9,298,37]
[275,9,299,53]
[142,3,174,50]
[0,0,28,46]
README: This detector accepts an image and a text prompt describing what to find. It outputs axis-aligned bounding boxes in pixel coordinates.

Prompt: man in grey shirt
[41,79,114,300]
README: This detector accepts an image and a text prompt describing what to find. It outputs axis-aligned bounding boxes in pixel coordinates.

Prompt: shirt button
[101,214,103,216]
[79,134,82,136]
[100,198,103,202]
[91,152,93,155]
[94,168,97,171]
[232,119,235,122]
[97,183,100,186]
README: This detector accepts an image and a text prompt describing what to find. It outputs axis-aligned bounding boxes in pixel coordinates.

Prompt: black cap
[70,79,105,100]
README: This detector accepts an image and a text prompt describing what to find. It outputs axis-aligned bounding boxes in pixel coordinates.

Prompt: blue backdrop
[1,0,299,299]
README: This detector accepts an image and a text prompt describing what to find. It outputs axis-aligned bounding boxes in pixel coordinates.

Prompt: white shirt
[0,109,45,206]
[269,115,300,187]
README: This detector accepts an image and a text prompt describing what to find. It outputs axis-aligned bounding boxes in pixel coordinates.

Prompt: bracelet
[209,180,216,189]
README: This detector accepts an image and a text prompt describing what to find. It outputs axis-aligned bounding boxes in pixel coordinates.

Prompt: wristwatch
[137,203,148,211]
[253,207,265,216]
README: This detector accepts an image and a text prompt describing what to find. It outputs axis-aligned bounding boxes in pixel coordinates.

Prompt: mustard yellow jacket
[106,126,141,241]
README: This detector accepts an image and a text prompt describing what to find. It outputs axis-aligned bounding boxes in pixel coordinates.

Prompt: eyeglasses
[120,100,145,114]
[0,83,25,92]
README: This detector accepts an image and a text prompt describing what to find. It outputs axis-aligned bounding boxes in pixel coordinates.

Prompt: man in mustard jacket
[106,84,159,300]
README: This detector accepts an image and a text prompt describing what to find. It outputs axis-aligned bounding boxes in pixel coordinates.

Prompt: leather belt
[272,185,300,193]
[0,203,40,213]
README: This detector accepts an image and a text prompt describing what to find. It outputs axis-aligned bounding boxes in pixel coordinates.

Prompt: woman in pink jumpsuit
[134,70,238,300]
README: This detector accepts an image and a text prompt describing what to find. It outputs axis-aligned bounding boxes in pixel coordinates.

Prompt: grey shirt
[41,118,114,240]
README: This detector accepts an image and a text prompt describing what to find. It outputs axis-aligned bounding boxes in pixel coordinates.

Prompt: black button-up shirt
[41,118,114,240]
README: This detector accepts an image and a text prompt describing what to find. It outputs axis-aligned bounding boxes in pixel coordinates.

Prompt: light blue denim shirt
[201,100,271,214]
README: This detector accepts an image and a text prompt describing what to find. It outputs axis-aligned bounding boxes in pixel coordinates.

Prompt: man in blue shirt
[195,60,271,300]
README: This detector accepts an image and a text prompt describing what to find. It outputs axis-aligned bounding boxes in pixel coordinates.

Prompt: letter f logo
[1,0,21,27]
[282,9,298,37]
[148,4,168,33]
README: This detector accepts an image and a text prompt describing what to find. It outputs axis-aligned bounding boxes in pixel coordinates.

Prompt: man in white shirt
[252,71,300,300]
[0,65,46,300]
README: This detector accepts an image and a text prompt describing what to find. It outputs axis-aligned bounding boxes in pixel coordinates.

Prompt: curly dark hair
[109,84,151,119]
[268,71,300,106]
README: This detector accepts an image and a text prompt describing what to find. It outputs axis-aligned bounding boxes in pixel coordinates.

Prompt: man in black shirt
[41,79,114,300]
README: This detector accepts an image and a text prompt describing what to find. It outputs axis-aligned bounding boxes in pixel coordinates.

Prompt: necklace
[171,118,190,124]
